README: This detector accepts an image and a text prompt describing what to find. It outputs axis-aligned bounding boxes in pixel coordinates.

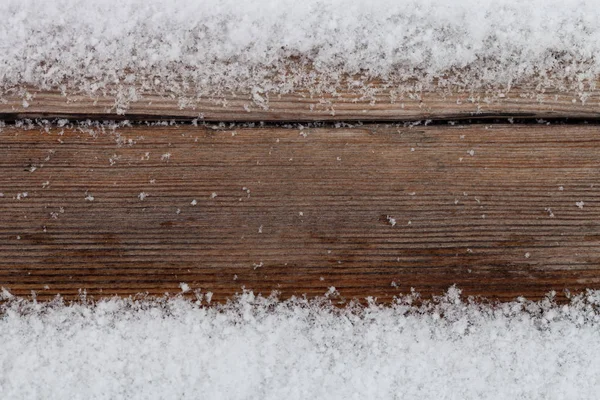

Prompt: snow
[2,287,600,398]
[2,0,600,112]
[179,282,190,293]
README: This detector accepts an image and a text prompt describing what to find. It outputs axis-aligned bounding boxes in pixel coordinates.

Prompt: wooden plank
[2,83,600,121]
[1,123,600,302]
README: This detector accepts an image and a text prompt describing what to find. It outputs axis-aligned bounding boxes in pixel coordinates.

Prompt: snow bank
[2,287,600,399]
[2,0,600,108]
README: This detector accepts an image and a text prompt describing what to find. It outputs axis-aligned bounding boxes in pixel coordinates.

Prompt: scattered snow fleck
[210,192,218,199]
[138,192,148,201]
[253,262,264,270]
[467,149,475,156]
[176,208,181,215]
[85,194,94,202]
[525,252,531,259]
[299,211,304,216]
[386,215,397,227]
[576,201,585,209]
[559,186,564,191]
[545,207,555,217]
[191,199,197,206]
[179,282,190,293]
[16,192,28,200]
[161,153,171,162]
[258,225,263,234]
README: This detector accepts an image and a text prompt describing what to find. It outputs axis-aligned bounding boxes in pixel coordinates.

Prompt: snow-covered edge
[2,286,600,398]
[2,0,600,113]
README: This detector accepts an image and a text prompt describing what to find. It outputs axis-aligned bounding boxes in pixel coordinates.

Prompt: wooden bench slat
[1,124,599,302]
[2,84,600,121]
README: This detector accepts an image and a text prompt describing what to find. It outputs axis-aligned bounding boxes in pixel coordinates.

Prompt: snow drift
[1,287,600,398]
[2,0,599,106]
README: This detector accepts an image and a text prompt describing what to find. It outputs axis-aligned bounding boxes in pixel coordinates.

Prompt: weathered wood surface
[2,85,600,121]
[1,123,600,302]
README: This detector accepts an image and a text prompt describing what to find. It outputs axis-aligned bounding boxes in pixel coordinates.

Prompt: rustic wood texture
[2,84,600,121]
[1,123,600,303]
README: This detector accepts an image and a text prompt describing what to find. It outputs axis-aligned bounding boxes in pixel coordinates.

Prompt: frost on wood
[2,0,600,112]
[2,287,600,398]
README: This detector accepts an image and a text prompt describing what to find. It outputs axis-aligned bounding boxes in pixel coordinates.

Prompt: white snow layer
[2,287,600,399]
[2,0,600,106]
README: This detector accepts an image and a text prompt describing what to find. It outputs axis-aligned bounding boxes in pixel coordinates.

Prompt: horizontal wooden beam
[2,83,600,122]
[1,123,600,302]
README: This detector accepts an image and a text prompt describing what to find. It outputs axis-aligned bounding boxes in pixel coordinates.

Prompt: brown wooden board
[1,123,600,302]
[2,84,600,122]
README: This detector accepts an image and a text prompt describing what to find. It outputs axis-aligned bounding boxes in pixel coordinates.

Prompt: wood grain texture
[2,84,600,121]
[1,123,600,302]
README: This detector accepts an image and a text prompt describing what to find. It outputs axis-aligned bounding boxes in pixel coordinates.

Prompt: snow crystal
[253,262,264,270]
[179,282,190,293]
[2,288,600,398]
[3,0,600,111]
